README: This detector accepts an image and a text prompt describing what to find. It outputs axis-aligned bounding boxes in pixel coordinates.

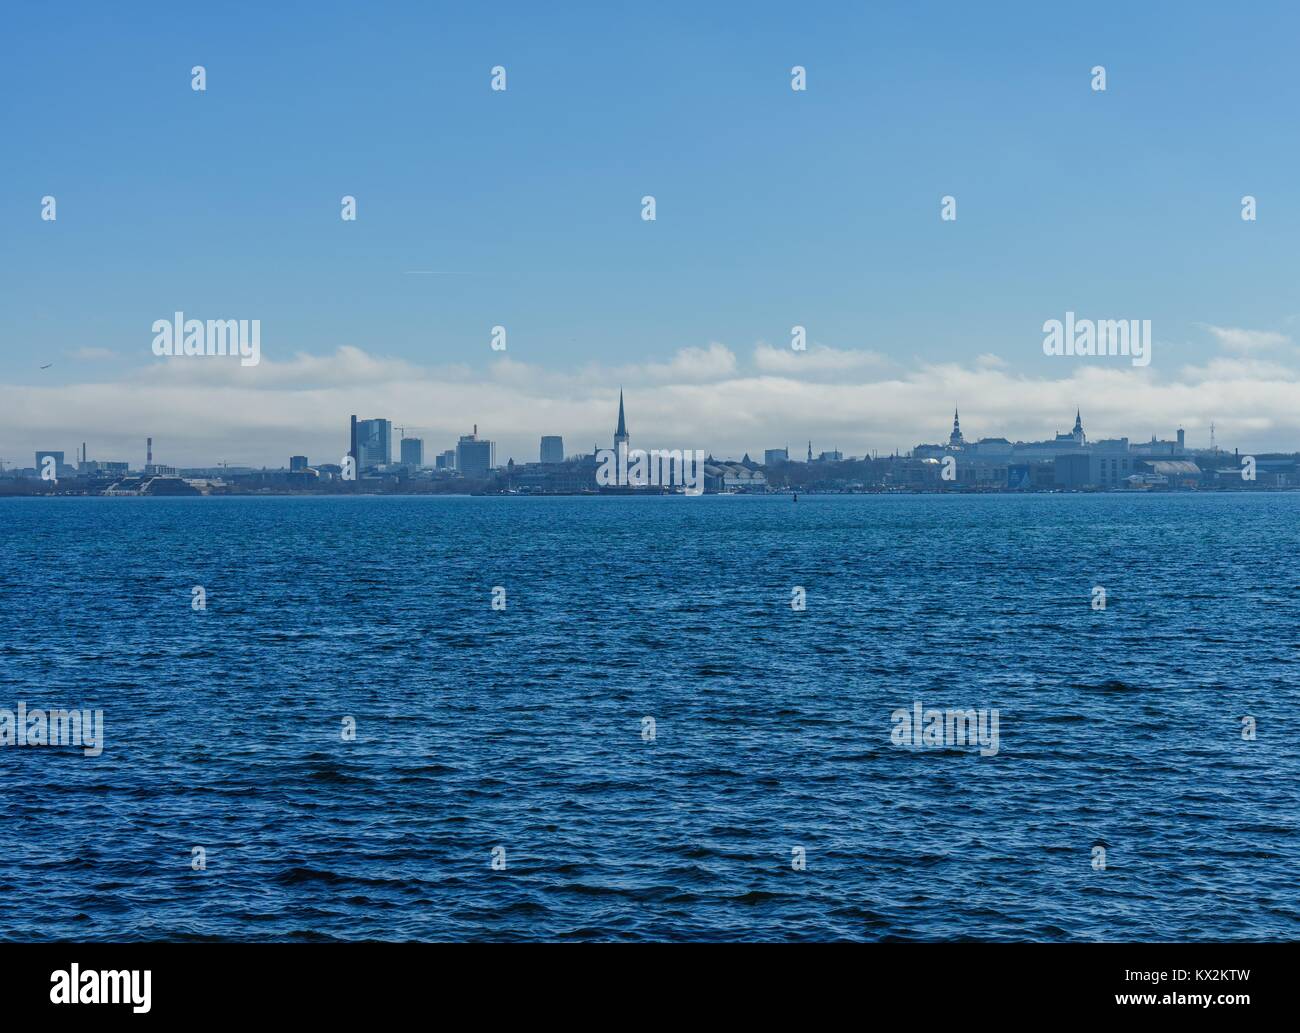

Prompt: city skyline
[3,394,1268,478]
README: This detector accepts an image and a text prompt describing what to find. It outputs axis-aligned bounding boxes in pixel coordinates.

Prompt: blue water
[1,493,1297,941]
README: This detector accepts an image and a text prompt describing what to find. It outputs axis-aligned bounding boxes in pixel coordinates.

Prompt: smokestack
[147,437,152,466]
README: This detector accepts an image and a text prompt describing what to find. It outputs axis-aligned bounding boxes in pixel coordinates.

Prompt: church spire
[614,389,629,450]
[949,406,964,446]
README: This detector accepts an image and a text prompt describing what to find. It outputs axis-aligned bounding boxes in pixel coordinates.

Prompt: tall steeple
[807,440,813,462]
[1073,408,1085,444]
[949,407,964,446]
[614,389,629,451]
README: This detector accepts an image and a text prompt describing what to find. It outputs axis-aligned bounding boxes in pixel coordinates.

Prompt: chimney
[147,437,153,466]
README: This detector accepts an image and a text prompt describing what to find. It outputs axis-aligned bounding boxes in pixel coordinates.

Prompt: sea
[1,493,1297,941]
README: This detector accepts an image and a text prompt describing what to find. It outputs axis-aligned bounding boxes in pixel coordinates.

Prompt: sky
[4,0,1300,467]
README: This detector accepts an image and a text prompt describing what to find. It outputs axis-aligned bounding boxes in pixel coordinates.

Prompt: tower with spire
[614,389,629,452]
[1072,408,1085,445]
[948,407,965,447]
[807,440,813,462]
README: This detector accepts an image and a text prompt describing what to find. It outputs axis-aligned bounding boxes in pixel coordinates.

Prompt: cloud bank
[4,329,1298,467]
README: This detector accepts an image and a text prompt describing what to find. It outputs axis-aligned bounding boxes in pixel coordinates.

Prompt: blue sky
[4,1,1300,465]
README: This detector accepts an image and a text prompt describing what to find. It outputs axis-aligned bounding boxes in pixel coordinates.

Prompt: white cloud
[639,342,738,382]
[1202,325,1291,353]
[148,344,443,387]
[753,342,892,375]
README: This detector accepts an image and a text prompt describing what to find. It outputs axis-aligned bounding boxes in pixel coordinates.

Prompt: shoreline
[4,486,1300,499]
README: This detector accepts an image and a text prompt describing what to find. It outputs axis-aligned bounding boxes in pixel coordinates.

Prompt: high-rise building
[764,448,788,467]
[400,437,424,467]
[435,450,456,471]
[354,418,392,470]
[456,425,495,478]
[290,455,308,472]
[540,436,564,464]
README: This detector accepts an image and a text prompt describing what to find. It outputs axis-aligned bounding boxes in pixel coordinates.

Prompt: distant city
[3,394,1294,496]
